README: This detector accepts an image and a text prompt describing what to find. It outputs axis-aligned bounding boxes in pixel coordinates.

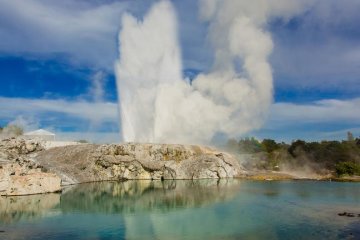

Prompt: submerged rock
[338,212,358,217]
[36,143,246,184]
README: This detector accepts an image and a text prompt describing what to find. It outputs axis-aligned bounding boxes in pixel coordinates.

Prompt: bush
[261,139,280,153]
[2,124,23,136]
[335,162,360,176]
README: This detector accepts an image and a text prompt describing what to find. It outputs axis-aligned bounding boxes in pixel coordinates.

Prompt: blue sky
[0,0,360,143]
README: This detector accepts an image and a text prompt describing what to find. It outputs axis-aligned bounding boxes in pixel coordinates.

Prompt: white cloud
[0,0,359,91]
[88,71,106,102]
[0,0,130,68]
[0,97,118,127]
[0,97,120,142]
[271,0,360,90]
[270,98,360,124]
[253,98,360,142]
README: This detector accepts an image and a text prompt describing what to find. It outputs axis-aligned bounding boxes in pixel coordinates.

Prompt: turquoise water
[0,180,359,240]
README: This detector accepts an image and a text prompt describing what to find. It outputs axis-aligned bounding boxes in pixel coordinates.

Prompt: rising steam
[115,0,306,144]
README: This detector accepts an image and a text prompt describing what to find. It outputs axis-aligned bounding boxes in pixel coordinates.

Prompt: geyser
[115,0,305,144]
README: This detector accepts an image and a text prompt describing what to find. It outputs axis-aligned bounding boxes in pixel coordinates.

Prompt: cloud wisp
[0,97,118,126]
[270,98,360,124]
[0,0,129,68]
[254,98,360,142]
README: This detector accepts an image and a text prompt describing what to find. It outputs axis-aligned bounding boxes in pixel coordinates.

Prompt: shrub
[2,124,23,136]
[335,162,360,176]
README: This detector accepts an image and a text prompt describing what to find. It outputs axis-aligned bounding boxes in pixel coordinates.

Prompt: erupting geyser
[115,0,305,144]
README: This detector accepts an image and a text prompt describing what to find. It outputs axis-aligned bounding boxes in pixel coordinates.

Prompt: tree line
[225,133,360,177]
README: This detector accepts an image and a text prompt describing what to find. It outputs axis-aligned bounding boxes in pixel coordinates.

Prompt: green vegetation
[226,133,360,177]
[335,162,360,176]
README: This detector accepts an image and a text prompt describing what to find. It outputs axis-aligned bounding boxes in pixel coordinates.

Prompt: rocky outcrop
[0,163,61,196]
[0,138,43,159]
[36,143,246,184]
[0,138,62,196]
[0,138,246,195]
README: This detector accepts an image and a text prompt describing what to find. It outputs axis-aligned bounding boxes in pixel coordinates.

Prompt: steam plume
[115,0,306,144]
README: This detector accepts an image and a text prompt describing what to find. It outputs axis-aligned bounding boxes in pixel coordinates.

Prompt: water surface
[0,180,359,240]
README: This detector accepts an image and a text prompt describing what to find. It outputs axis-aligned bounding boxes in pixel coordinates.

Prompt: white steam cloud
[115,0,307,144]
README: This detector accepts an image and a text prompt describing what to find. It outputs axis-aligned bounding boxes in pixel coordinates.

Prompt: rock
[36,143,246,183]
[338,212,357,217]
[1,138,247,194]
[0,163,61,196]
[0,138,60,196]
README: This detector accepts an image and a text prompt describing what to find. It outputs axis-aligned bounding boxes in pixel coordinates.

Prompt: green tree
[288,140,307,157]
[261,139,280,153]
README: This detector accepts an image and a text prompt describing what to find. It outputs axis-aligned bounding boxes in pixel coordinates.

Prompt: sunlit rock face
[0,138,245,195]
[36,143,246,184]
[0,138,61,196]
[0,163,61,196]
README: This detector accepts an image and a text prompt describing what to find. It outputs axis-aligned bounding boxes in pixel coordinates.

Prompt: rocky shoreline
[0,138,246,196]
[0,138,358,196]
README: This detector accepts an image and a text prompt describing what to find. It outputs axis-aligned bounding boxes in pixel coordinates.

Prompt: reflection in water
[60,179,241,213]
[0,179,241,224]
[0,194,60,224]
[0,180,359,240]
